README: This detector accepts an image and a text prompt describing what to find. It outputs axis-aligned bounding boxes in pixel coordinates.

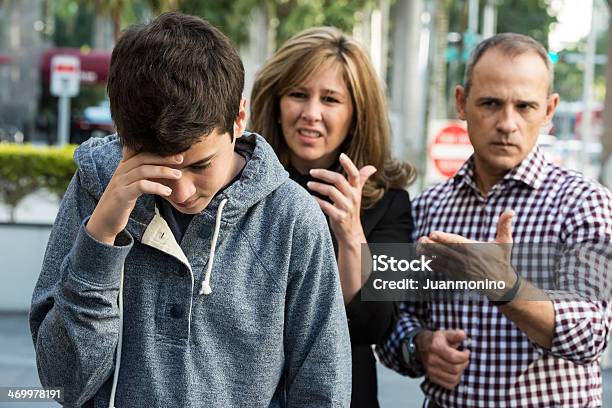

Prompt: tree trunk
[8,206,16,223]
[111,1,124,41]
[93,0,113,49]
[430,0,450,119]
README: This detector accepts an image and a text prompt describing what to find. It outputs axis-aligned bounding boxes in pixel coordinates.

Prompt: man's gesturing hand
[416,329,470,390]
[86,149,184,245]
[418,210,518,300]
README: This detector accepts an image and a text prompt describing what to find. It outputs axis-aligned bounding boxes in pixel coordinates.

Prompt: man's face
[455,49,559,179]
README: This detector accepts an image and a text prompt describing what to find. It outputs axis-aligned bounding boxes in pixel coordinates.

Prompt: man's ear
[233,97,248,139]
[455,85,467,120]
[544,93,560,124]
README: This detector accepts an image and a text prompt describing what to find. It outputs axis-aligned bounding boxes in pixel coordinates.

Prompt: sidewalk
[1,312,610,407]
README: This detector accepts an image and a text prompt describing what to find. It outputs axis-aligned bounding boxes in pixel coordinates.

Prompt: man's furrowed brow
[516,99,540,107]
[476,96,502,102]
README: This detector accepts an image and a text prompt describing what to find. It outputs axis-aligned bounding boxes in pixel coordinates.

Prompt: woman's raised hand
[307,153,376,245]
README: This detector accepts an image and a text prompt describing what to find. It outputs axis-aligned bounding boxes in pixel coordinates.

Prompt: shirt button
[170,304,185,319]
[175,268,187,277]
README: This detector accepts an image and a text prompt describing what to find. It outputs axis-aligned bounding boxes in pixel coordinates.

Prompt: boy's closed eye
[188,161,212,172]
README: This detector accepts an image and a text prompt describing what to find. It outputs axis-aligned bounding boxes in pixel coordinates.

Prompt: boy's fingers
[124,179,172,200]
[123,164,183,185]
[122,151,184,173]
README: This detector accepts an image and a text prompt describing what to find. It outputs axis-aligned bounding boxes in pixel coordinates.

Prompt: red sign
[54,64,77,73]
[429,124,473,178]
[41,48,111,85]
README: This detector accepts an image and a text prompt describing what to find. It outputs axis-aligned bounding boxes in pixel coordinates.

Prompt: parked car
[70,101,114,144]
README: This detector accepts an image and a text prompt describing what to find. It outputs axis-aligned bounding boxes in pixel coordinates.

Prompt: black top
[288,166,414,408]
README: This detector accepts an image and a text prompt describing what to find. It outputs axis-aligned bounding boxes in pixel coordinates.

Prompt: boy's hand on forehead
[86,148,184,245]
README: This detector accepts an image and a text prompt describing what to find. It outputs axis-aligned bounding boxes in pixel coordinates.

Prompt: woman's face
[279,63,354,174]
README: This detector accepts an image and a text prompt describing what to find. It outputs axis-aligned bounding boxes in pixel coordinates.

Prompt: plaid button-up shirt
[376,148,612,407]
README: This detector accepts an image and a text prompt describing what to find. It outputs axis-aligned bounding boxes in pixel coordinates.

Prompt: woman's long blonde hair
[250,26,415,209]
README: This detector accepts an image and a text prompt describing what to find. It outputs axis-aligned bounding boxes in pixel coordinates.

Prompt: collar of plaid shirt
[452,146,549,194]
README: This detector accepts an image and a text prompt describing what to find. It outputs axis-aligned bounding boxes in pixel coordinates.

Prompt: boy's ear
[233,97,247,139]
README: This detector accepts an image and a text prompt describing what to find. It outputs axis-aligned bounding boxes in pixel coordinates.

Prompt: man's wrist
[414,330,433,363]
[491,272,522,306]
[401,328,432,367]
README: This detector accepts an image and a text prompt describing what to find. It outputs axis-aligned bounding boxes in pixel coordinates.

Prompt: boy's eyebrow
[183,153,216,167]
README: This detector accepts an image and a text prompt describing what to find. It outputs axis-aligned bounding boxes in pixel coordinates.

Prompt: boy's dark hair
[107,12,245,155]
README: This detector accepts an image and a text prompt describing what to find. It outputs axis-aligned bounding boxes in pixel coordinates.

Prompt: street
[1,312,610,407]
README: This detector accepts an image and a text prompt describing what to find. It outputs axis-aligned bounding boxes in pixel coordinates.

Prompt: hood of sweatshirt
[73,131,289,241]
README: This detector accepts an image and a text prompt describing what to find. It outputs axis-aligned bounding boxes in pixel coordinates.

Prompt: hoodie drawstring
[199,198,228,295]
[109,265,124,408]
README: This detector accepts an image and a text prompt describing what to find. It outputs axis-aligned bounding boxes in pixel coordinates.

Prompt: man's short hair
[107,12,245,155]
[463,33,554,97]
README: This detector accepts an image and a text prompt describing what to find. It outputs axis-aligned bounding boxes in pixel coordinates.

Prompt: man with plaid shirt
[377,33,612,407]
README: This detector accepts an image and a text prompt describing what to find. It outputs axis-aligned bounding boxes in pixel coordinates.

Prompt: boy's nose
[169,178,196,204]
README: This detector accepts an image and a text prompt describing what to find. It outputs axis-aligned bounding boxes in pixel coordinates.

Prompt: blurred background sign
[50,54,80,146]
[50,54,80,97]
[426,120,472,183]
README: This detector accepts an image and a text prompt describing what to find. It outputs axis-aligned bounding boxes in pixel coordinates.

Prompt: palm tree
[86,0,181,48]
[81,0,128,44]
[147,0,182,14]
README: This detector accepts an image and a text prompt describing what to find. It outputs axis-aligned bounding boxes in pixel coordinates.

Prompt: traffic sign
[427,121,473,182]
[51,55,80,97]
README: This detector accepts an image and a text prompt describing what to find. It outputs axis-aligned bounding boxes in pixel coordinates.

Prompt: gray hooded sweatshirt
[29,132,351,407]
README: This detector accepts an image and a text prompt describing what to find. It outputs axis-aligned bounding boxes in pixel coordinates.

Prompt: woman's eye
[289,91,307,98]
[322,96,339,103]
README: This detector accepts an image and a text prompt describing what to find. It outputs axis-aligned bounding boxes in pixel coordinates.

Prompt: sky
[548,0,597,52]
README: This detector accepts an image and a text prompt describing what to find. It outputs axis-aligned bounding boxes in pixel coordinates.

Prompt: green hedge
[0,144,77,220]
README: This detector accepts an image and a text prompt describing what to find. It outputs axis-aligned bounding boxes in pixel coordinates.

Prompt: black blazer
[288,167,414,408]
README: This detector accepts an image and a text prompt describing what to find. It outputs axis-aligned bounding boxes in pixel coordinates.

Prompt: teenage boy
[30,12,351,407]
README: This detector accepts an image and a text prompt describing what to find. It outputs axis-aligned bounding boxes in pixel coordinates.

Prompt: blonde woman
[250,27,415,407]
